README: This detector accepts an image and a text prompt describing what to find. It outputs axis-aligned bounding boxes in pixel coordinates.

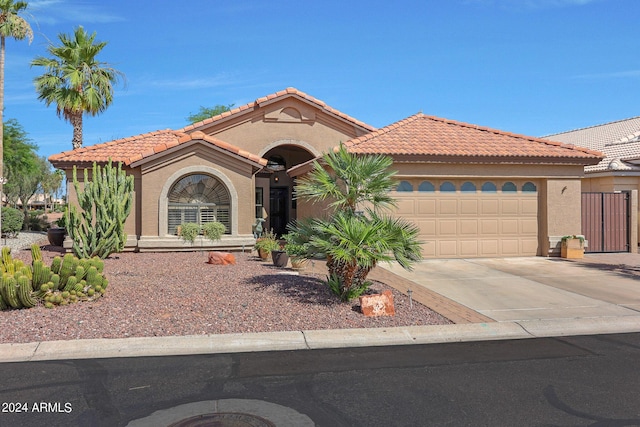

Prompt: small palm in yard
[293,144,422,302]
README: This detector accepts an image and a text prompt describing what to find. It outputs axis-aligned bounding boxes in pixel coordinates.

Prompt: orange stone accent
[359,290,395,317]
[207,252,236,265]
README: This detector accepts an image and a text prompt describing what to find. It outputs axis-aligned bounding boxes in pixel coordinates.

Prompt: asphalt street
[1,332,639,427]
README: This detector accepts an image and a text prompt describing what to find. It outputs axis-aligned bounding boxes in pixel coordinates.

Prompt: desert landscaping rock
[0,247,451,344]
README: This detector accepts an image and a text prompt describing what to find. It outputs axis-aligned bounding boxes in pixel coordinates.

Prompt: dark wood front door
[269,187,288,237]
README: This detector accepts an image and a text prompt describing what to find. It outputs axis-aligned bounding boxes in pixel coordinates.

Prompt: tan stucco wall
[137,142,257,238]
[194,98,367,157]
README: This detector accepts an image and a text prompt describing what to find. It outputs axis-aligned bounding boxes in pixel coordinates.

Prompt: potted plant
[47,210,67,247]
[254,229,279,260]
[561,234,585,259]
[271,243,289,267]
[283,232,309,270]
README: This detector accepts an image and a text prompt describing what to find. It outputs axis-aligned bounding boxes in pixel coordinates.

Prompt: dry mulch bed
[0,245,452,344]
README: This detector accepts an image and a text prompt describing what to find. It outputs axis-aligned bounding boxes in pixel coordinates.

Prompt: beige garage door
[394,180,539,258]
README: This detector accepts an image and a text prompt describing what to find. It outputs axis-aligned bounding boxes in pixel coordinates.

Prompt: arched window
[502,182,517,193]
[481,182,497,193]
[418,181,435,192]
[396,181,413,192]
[440,181,456,192]
[461,182,477,193]
[168,174,231,235]
[522,182,537,192]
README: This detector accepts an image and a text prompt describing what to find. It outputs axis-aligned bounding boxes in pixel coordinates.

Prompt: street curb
[1,316,639,363]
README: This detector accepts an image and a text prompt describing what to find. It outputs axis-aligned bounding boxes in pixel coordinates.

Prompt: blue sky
[4,0,639,160]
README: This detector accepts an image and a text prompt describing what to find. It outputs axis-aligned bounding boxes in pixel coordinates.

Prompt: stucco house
[49,87,603,257]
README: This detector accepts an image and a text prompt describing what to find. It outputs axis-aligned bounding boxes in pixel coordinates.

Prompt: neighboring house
[49,87,602,257]
[544,117,640,250]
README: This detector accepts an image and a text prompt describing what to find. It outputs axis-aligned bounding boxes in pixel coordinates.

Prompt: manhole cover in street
[167,412,275,427]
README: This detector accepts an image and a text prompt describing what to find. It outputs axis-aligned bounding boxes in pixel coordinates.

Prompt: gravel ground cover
[0,237,452,344]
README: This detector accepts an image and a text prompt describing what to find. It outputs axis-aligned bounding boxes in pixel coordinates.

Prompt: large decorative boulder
[207,252,236,265]
[359,290,395,317]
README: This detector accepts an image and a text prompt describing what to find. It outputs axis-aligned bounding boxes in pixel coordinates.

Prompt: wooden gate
[581,192,630,253]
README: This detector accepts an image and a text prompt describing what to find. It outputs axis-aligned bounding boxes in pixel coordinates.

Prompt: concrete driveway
[382,255,640,322]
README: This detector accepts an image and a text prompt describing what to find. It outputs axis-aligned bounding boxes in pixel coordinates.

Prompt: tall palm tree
[293,144,423,301]
[31,26,123,150]
[0,0,32,233]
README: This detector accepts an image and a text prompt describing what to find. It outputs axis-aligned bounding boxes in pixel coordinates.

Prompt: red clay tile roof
[343,113,604,162]
[180,87,376,133]
[48,129,267,167]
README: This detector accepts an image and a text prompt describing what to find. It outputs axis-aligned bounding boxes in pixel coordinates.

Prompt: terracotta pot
[257,248,270,260]
[47,227,66,246]
[271,250,289,267]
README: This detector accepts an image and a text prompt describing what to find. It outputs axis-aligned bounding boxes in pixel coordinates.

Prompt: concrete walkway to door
[381,254,640,323]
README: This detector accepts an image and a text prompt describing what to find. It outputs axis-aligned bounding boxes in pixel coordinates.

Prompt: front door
[269,187,288,236]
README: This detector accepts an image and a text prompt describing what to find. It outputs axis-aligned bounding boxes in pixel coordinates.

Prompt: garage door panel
[460,219,478,235]
[521,199,537,215]
[481,199,499,214]
[439,220,457,235]
[439,241,458,256]
[439,199,457,215]
[520,219,538,235]
[394,185,538,258]
[501,199,519,215]
[418,220,436,235]
[396,199,415,215]
[480,240,499,256]
[521,239,539,254]
[460,240,479,256]
[418,199,436,215]
[480,219,499,234]
[501,219,519,234]
[460,199,479,215]
[501,239,520,255]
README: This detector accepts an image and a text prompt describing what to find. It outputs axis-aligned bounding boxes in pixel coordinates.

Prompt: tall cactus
[67,160,134,259]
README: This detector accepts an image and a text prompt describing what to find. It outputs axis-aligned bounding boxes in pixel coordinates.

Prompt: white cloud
[146,74,237,90]
[29,0,125,25]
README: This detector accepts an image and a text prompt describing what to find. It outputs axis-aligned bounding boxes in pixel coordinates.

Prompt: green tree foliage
[1,206,22,236]
[293,144,422,301]
[31,26,124,149]
[0,0,33,233]
[186,104,234,124]
[67,160,133,259]
[2,119,49,229]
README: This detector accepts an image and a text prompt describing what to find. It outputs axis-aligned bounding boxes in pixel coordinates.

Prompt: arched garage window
[418,181,435,192]
[522,182,537,192]
[396,181,413,192]
[440,181,456,192]
[168,174,231,235]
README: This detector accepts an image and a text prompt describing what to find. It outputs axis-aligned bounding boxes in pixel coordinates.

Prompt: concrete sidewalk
[1,253,639,363]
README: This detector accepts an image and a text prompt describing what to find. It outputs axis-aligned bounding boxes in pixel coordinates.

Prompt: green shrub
[178,223,200,243]
[1,207,23,237]
[202,221,225,241]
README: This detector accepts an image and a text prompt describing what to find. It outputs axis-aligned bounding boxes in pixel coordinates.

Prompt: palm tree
[31,26,123,150]
[293,144,423,301]
[0,0,32,233]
